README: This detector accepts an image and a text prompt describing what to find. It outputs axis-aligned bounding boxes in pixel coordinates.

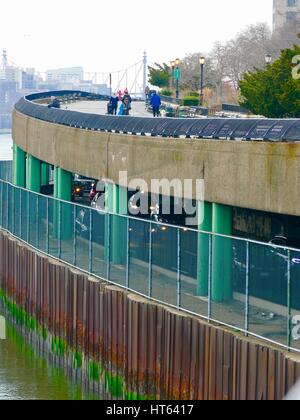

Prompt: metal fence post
[106,214,111,281]
[20,188,22,239]
[208,234,212,321]
[245,241,250,337]
[88,208,93,273]
[148,223,153,299]
[36,194,39,248]
[126,218,130,289]
[287,249,292,351]
[177,228,181,309]
[11,185,15,235]
[58,200,62,259]
[73,206,77,266]
[6,183,9,230]
[46,196,49,254]
[26,191,30,243]
[0,182,2,227]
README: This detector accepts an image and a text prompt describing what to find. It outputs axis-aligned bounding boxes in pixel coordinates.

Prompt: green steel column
[57,168,72,201]
[57,168,73,240]
[26,155,41,193]
[105,183,128,266]
[41,163,50,186]
[197,201,212,296]
[13,144,26,187]
[212,203,233,302]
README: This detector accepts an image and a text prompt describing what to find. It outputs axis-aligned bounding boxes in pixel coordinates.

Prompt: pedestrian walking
[118,96,131,116]
[109,93,119,115]
[150,92,161,117]
[122,88,132,110]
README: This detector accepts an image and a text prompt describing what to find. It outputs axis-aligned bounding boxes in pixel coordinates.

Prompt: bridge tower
[143,51,147,98]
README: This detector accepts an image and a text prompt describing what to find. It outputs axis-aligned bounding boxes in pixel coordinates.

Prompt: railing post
[10,187,15,235]
[20,188,22,239]
[88,208,93,273]
[26,191,30,243]
[6,183,9,230]
[36,194,39,248]
[106,213,111,281]
[73,206,77,267]
[12,185,15,235]
[46,196,49,254]
[148,223,153,299]
[287,249,292,351]
[208,234,212,321]
[0,182,2,227]
[245,241,250,337]
[177,228,181,309]
[58,200,62,259]
[126,218,130,289]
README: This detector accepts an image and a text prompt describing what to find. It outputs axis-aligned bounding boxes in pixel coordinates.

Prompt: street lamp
[109,73,112,97]
[175,58,181,99]
[170,61,175,88]
[265,54,272,65]
[199,56,205,107]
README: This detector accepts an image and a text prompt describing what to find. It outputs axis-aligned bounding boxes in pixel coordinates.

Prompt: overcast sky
[0,0,273,73]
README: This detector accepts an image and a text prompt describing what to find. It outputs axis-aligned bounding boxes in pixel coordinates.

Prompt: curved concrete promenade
[13,107,300,217]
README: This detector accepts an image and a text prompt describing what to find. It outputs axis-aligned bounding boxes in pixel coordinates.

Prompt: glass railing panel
[151,222,178,307]
[248,242,288,347]
[60,200,75,265]
[128,217,150,296]
[180,229,209,318]
[210,235,247,331]
[91,209,106,279]
[108,213,128,288]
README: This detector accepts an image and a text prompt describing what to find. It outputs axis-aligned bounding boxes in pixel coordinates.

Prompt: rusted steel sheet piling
[0,230,300,400]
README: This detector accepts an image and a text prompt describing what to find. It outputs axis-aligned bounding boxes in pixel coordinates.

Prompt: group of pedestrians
[108,89,132,116]
[108,87,162,118]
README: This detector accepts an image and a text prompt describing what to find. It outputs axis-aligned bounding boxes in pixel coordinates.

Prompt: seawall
[0,229,300,400]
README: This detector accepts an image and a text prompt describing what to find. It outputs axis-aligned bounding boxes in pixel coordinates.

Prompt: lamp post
[109,73,112,97]
[265,54,272,65]
[170,61,175,88]
[175,58,181,100]
[199,56,205,107]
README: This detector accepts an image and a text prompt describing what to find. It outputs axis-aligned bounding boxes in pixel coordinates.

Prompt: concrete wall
[13,109,300,217]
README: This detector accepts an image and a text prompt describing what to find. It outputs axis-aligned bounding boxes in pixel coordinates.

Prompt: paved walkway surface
[64,100,151,118]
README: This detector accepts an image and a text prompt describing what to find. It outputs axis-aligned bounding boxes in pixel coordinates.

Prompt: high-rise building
[273,0,300,30]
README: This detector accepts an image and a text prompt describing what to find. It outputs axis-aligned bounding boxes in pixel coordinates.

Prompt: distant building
[273,0,300,30]
[46,67,84,84]
[22,69,37,91]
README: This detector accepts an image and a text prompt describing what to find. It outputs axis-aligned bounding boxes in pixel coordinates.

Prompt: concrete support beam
[212,203,233,302]
[13,143,26,188]
[41,163,50,186]
[26,155,41,193]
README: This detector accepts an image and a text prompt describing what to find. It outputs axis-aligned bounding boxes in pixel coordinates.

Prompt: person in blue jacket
[118,96,131,116]
[150,92,161,117]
